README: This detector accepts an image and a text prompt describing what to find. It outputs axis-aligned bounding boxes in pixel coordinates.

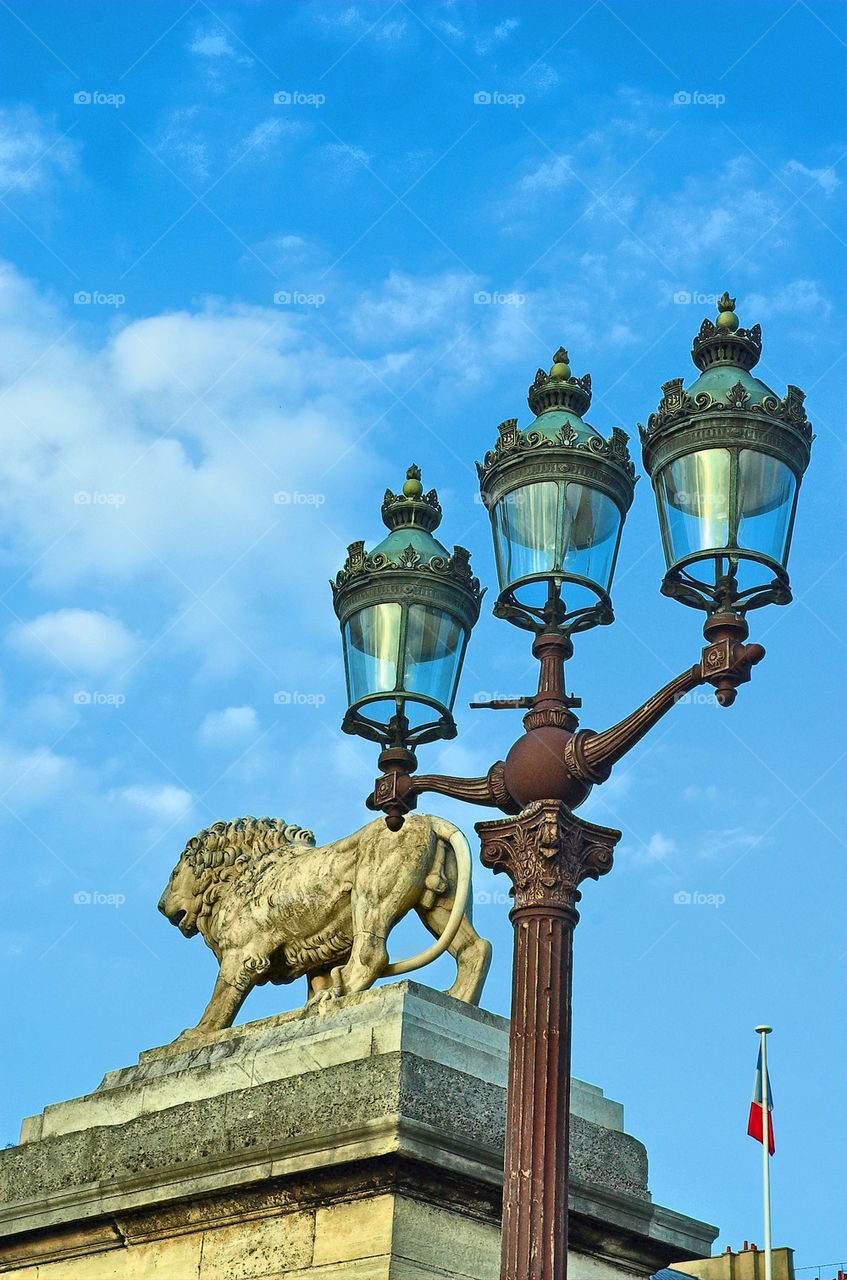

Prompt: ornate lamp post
[331,298,812,1280]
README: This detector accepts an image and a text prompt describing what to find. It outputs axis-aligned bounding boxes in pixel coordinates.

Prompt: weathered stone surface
[20,983,622,1143]
[199,1210,315,1277]
[0,982,717,1279]
[157,813,491,1042]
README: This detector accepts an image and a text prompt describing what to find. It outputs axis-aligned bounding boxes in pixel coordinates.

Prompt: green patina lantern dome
[640,294,814,615]
[331,466,483,749]
[477,347,637,636]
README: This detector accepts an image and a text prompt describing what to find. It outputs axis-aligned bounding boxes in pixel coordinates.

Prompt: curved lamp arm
[565,629,766,787]
[564,664,703,785]
[368,760,520,818]
[367,619,765,827]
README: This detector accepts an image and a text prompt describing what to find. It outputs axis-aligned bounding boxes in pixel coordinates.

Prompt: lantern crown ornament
[640,294,813,615]
[477,347,636,637]
[331,466,482,752]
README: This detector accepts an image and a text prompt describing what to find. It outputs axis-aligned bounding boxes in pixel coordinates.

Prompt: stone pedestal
[0,982,716,1279]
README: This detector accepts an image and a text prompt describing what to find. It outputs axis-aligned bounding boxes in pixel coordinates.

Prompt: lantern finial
[381,464,442,533]
[527,346,591,417]
[716,292,739,332]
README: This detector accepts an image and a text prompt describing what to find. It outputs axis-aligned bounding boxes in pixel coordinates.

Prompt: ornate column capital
[476,800,620,915]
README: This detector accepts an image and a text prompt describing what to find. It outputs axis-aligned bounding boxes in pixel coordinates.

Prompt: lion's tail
[383,817,471,978]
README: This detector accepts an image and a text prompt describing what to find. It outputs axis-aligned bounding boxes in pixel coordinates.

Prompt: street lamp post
[330,298,812,1280]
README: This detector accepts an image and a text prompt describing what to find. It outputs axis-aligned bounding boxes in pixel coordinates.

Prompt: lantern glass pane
[493,481,560,587]
[344,603,402,702]
[657,449,731,564]
[562,483,621,588]
[736,450,796,566]
[492,480,621,596]
[404,605,465,708]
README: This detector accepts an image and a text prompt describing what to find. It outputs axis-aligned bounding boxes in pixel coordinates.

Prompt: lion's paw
[169,1027,207,1048]
[308,988,343,1015]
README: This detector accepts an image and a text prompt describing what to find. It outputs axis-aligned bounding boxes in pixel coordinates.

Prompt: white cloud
[188,27,252,63]
[631,831,678,868]
[0,741,77,810]
[745,279,833,323]
[117,783,193,825]
[0,262,386,682]
[235,118,303,159]
[494,18,520,39]
[0,105,78,195]
[683,784,720,803]
[199,705,259,747]
[783,159,840,195]
[156,107,211,181]
[530,63,560,95]
[7,610,137,676]
[519,156,575,195]
[348,269,478,343]
[625,826,760,872]
[323,143,374,179]
[311,5,410,46]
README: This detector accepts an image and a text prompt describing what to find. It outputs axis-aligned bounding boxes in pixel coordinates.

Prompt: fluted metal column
[477,801,620,1280]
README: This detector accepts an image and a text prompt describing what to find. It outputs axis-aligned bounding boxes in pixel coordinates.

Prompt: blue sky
[0,0,844,1269]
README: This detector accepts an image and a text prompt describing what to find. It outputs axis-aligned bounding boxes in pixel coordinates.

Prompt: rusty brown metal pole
[477,801,620,1280]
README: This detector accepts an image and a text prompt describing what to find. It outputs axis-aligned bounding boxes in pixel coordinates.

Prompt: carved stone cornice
[476,801,620,915]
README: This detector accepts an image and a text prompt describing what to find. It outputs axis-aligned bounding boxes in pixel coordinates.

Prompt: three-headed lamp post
[330,295,812,1280]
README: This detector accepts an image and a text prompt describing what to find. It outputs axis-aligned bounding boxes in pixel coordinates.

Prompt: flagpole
[755,1025,773,1280]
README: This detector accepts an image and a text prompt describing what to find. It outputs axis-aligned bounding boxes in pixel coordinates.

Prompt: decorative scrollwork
[641,378,813,443]
[725,380,751,408]
[332,542,482,602]
[476,800,620,914]
[478,422,636,479]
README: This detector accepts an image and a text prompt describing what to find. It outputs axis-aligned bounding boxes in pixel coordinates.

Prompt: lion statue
[158,812,491,1044]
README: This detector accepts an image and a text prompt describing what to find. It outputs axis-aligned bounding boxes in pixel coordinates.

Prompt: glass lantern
[332,467,483,749]
[641,295,813,614]
[478,348,636,634]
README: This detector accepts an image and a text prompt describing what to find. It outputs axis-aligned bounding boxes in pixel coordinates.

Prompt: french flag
[747,1046,774,1155]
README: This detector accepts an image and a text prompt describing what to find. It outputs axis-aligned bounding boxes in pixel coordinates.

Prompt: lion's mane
[179,816,316,933]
